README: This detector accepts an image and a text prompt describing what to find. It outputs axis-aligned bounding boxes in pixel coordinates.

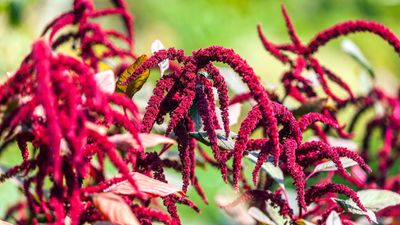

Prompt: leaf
[92,192,140,225]
[359,70,373,94]
[356,189,400,212]
[94,70,116,94]
[246,153,285,189]
[351,166,367,183]
[190,103,242,132]
[248,207,277,225]
[0,164,24,187]
[333,198,377,223]
[374,102,385,118]
[336,190,400,222]
[215,194,256,225]
[108,133,176,150]
[218,66,248,94]
[93,221,119,225]
[341,39,374,78]
[189,105,203,131]
[116,55,150,98]
[216,103,242,127]
[292,98,328,117]
[85,122,107,135]
[303,71,320,87]
[265,200,291,225]
[151,40,169,76]
[138,133,176,148]
[160,151,205,168]
[326,211,342,225]
[189,130,237,150]
[132,83,154,111]
[104,172,182,197]
[313,157,358,173]
[0,220,13,225]
[295,219,316,225]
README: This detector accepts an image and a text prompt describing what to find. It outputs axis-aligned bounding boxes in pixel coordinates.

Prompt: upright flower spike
[281,4,303,50]
[42,0,136,70]
[259,6,389,105]
[257,24,291,64]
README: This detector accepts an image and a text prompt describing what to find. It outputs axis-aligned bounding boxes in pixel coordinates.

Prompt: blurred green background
[0,0,400,224]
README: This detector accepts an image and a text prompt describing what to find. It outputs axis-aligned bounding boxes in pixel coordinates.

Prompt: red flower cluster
[1,1,400,225]
[0,1,195,225]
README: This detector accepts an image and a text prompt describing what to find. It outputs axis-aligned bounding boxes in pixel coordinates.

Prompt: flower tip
[251,172,259,186]
[365,165,373,173]
[280,3,288,14]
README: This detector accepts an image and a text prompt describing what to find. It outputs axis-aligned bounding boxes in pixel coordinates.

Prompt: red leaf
[94,70,116,94]
[105,172,183,198]
[93,221,119,225]
[92,193,140,225]
[138,133,176,148]
[108,133,176,150]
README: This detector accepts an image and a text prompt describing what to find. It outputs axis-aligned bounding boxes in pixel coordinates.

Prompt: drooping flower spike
[230,101,368,211]
[0,38,147,224]
[123,46,282,181]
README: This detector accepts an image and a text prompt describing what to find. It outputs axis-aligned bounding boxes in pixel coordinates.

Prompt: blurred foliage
[0,0,400,224]
[0,0,27,26]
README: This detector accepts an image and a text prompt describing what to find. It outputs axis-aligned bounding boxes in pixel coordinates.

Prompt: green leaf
[333,198,377,223]
[189,105,203,131]
[341,39,375,78]
[326,211,342,225]
[246,153,285,189]
[0,164,23,187]
[333,189,400,223]
[356,189,400,212]
[248,207,277,225]
[265,199,291,225]
[292,98,328,117]
[189,130,237,150]
[313,157,358,173]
